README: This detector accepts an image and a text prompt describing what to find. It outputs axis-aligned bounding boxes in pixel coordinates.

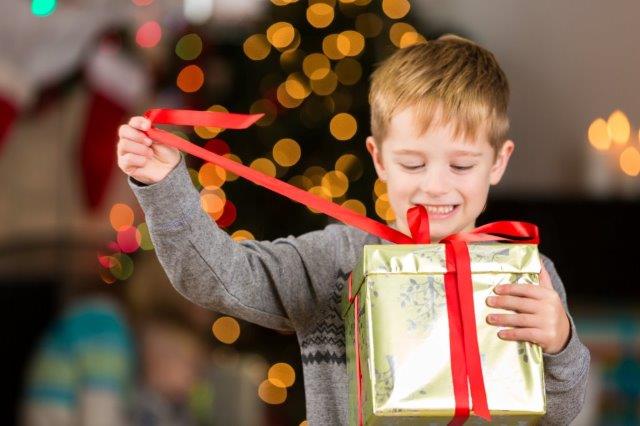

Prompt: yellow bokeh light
[285,73,311,100]
[280,49,304,72]
[310,70,338,96]
[382,0,410,19]
[137,222,154,251]
[306,3,334,28]
[374,178,387,198]
[341,199,366,215]
[304,166,327,186]
[335,58,362,85]
[110,203,134,231]
[231,230,255,241]
[250,99,278,127]
[375,193,396,221]
[389,22,417,48]
[268,362,296,388]
[277,82,304,108]
[299,421,309,426]
[330,113,357,141]
[303,53,331,80]
[307,186,333,213]
[250,158,277,177]
[399,31,427,48]
[619,146,640,176]
[266,22,296,49]
[339,31,365,56]
[258,379,287,404]
[322,34,346,60]
[607,110,631,144]
[243,34,271,60]
[199,163,227,188]
[273,138,302,167]
[194,105,229,138]
[587,118,611,151]
[200,193,225,217]
[212,316,241,344]
[335,153,363,181]
[355,13,383,38]
[222,153,242,181]
[271,0,298,5]
[321,170,349,197]
[288,175,314,190]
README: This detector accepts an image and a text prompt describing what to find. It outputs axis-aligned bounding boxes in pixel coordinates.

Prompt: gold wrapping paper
[343,243,546,425]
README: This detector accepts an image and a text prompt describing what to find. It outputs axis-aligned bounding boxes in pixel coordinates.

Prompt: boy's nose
[418,167,451,197]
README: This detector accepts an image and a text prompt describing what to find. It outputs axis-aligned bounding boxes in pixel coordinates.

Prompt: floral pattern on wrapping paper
[374,355,395,407]
[398,276,446,334]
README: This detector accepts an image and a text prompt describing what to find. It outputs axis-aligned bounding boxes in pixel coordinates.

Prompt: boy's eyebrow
[450,150,483,157]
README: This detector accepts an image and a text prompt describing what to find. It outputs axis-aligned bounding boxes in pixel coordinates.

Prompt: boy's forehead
[385,108,489,151]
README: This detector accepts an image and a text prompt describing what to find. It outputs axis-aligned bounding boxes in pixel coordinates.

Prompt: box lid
[342,243,540,318]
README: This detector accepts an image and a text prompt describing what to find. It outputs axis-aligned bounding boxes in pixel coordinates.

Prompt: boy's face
[366,105,514,242]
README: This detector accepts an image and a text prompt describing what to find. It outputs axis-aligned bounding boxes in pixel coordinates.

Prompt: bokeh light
[204,139,230,156]
[199,163,227,188]
[335,58,362,85]
[375,193,396,221]
[251,99,278,126]
[330,113,357,140]
[212,316,241,344]
[322,34,346,60]
[307,186,333,214]
[619,146,640,176]
[243,34,272,61]
[137,223,154,250]
[288,175,314,190]
[258,379,287,404]
[110,203,134,231]
[117,226,142,253]
[607,110,631,144]
[267,22,296,49]
[306,3,335,28]
[273,138,302,167]
[338,31,365,56]
[310,70,338,96]
[382,0,410,19]
[285,73,311,100]
[341,199,366,215]
[136,21,162,48]
[321,171,349,197]
[277,82,304,108]
[231,230,255,241]
[110,252,134,280]
[32,0,56,16]
[177,65,204,93]
[355,13,383,38]
[303,53,331,80]
[335,153,363,181]
[222,153,243,181]
[374,178,387,198]
[389,22,417,48]
[200,190,226,219]
[175,33,203,60]
[268,363,296,388]
[251,158,277,177]
[216,199,237,228]
[588,118,611,151]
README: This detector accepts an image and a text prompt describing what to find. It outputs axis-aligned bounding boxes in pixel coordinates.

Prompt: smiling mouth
[423,204,459,216]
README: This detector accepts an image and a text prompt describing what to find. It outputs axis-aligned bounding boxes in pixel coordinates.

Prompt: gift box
[343,243,546,425]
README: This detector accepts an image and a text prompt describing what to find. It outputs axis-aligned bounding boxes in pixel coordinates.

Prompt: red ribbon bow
[140,109,540,425]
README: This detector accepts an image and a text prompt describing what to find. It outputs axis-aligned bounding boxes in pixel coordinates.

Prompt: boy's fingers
[487,313,537,328]
[128,116,151,131]
[486,295,539,314]
[118,138,153,158]
[538,264,553,289]
[119,152,148,168]
[119,125,152,145]
[493,284,546,300]
[497,327,543,345]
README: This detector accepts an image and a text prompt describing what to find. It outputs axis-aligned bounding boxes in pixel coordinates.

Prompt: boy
[117,35,590,425]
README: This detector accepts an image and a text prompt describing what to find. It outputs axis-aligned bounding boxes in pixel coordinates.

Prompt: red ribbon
[140,109,540,425]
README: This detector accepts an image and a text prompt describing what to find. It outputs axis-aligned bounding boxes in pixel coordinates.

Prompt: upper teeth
[426,205,455,214]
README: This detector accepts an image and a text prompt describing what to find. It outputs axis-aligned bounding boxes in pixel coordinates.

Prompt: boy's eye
[401,164,424,170]
[451,164,474,171]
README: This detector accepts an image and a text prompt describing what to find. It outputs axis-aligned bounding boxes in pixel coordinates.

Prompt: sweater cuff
[127,154,202,232]
[542,313,590,391]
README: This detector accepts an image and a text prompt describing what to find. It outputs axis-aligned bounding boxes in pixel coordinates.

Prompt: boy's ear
[489,140,515,185]
[366,136,388,182]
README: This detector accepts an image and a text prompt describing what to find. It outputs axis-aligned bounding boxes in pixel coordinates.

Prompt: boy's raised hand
[117,116,181,185]
[485,264,571,355]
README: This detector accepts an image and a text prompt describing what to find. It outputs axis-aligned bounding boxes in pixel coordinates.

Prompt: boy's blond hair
[369,34,510,154]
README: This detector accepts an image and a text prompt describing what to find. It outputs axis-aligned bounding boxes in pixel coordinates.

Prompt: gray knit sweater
[128,154,590,425]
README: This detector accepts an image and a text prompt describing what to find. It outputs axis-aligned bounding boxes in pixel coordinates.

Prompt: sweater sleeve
[538,254,591,425]
[127,154,358,332]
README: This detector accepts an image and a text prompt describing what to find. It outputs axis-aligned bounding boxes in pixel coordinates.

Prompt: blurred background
[0,0,638,425]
